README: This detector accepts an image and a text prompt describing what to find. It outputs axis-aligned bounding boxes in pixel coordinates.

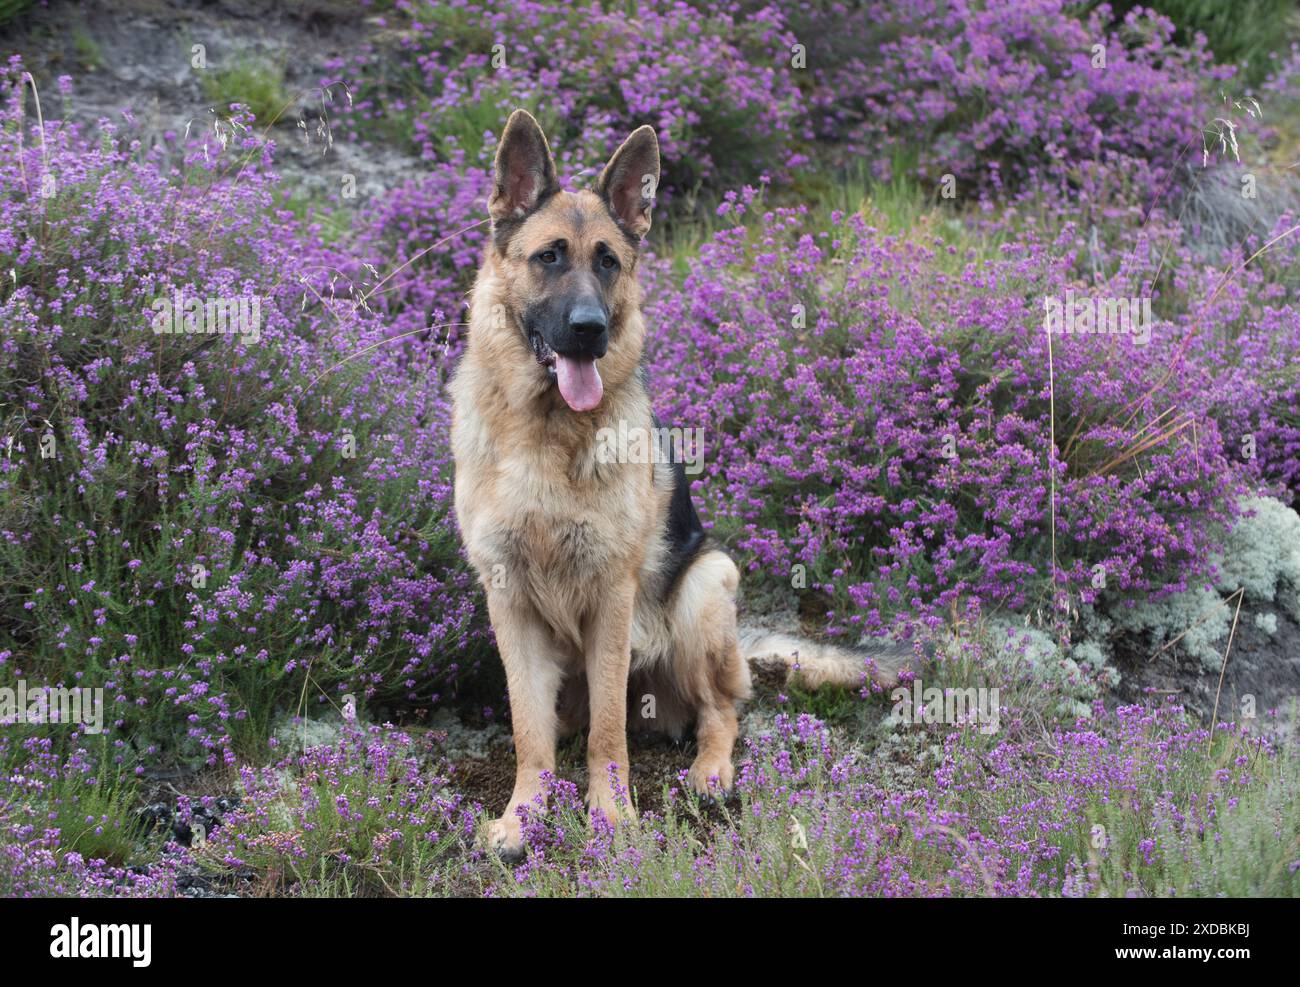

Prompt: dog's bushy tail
[738,626,918,689]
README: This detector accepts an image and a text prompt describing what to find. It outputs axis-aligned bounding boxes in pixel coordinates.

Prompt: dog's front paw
[686,756,734,801]
[480,814,526,863]
[584,783,636,828]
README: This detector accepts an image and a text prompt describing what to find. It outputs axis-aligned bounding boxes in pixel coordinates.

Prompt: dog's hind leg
[556,674,589,739]
[667,550,751,797]
[687,670,742,796]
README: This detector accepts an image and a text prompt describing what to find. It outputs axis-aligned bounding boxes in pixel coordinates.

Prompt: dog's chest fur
[452,388,656,649]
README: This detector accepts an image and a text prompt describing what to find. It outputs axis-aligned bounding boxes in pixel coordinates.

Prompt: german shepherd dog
[451,110,912,857]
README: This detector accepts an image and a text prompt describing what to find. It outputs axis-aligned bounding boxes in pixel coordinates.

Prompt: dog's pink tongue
[555,354,603,412]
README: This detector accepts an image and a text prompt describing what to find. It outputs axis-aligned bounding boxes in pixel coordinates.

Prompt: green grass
[1098,0,1300,86]
[200,55,291,126]
[1153,747,1300,896]
[70,26,104,71]
[653,149,1009,282]
[1064,734,1299,897]
[275,187,355,245]
[197,741,467,896]
[43,764,140,866]
[0,737,146,868]
[0,0,33,27]
[431,78,564,164]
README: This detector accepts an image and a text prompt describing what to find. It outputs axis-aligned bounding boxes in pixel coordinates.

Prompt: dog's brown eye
[601,254,618,270]
[539,250,558,264]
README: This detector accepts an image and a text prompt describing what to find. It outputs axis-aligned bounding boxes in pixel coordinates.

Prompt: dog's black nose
[568,304,607,335]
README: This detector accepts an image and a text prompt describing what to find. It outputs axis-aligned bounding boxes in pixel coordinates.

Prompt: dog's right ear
[488,109,560,224]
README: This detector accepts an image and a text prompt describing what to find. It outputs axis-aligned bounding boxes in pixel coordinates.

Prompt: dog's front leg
[584,577,637,825]
[485,589,563,861]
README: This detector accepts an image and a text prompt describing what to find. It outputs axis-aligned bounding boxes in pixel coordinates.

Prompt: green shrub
[0,0,34,28]
[1101,0,1297,86]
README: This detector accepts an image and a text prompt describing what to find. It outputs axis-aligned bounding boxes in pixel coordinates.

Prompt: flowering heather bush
[644,186,1260,635]
[0,734,183,897]
[319,155,490,351]
[315,0,805,352]
[329,0,805,196]
[311,0,1281,367]
[200,722,476,895]
[793,0,1230,201]
[0,63,485,765]
[1174,217,1300,505]
[324,0,1254,210]
[1105,495,1300,671]
[488,702,1297,897]
[0,0,1297,901]
[168,701,1295,897]
[1126,0,1298,85]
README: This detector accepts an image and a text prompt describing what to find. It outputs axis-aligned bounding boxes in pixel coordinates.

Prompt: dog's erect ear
[488,109,560,224]
[596,126,660,239]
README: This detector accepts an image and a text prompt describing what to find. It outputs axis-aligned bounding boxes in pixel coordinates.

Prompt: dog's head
[483,110,659,413]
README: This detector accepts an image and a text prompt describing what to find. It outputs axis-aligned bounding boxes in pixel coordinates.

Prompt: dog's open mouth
[528,329,557,371]
[528,330,603,412]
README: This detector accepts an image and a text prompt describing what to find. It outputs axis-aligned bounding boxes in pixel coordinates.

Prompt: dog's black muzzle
[527,298,609,368]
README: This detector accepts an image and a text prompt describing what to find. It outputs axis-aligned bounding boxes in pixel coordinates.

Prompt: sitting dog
[450,110,910,857]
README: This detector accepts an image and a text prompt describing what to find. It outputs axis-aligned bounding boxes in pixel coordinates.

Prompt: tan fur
[451,112,907,858]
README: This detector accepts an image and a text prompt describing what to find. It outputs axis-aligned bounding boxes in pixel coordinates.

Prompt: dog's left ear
[597,126,660,239]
